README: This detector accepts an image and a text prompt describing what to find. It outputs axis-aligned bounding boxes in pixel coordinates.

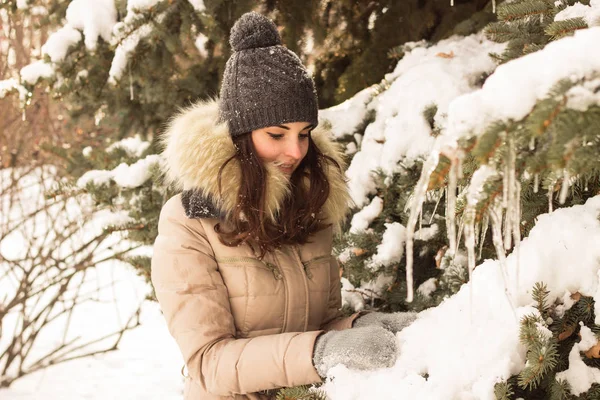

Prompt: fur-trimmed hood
[160,99,351,230]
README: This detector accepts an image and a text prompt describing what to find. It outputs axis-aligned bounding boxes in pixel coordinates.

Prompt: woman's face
[251,121,312,176]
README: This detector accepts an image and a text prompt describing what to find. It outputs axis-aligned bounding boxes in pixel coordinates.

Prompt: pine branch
[545,18,588,40]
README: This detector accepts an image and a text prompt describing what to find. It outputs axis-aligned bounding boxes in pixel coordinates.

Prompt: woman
[152,12,416,400]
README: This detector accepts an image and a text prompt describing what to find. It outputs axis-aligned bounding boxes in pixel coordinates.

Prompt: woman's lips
[277,164,294,174]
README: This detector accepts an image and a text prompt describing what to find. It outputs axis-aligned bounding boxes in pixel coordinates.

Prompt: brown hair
[215,133,340,257]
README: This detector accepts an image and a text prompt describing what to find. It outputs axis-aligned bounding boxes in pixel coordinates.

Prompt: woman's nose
[285,139,302,160]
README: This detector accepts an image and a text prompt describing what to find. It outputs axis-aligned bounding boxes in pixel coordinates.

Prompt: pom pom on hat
[229,11,282,52]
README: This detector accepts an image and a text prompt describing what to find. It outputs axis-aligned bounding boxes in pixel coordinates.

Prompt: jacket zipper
[216,256,282,280]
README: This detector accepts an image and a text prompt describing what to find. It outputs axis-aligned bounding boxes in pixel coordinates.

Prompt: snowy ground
[1,301,184,400]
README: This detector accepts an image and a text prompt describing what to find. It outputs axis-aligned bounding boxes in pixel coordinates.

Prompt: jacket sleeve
[151,197,322,396]
[319,256,363,331]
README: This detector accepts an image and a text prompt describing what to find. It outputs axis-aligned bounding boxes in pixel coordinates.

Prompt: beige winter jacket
[151,100,359,399]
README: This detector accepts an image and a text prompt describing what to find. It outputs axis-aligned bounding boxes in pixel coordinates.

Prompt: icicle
[21,107,26,122]
[502,159,509,208]
[503,138,516,250]
[512,182,522,294]
[478,211,489,260]
[585,176,589,192]
[418,209,423,239]
[129,64,134,101]
[534,174,539,193]
[493,0,496,13]
[429,188,444,224]
[529,137,535,151]
[548,186,554,213]
[464,212,476,322]
[540,13,544,24]
[446,157,458,256]
[406,151,440,302]
[456,215,465,255]
[451,0,454,6]
[559,169,570,205]
[490,205,517,319]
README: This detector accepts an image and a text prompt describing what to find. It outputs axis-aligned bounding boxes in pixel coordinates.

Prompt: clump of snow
[107,136,151,157]
[42,26,82,63]
[188,0,206,12]
[82,146,93,157]
[41,0,116,64]
[322,195,600,399]
[556,324,600,395]
[77,154,160,189]
[466,165,498,208]
[345,33,504,208]
[341,277,365,312]
[554,290,577,318]
[350,196,383,233]
[320,86,379,139]
[16,0,29,9]
[446,27,600,142]
[195,33,208,57]
[65,0,116,51]
[555,0,600,26]
[414,223,438,241]
[0,78,28,102]
[417,277,437,298]
[20,60,54,85]
[566,78,600,111]
[370,222,406,268]
[109,18,155,84]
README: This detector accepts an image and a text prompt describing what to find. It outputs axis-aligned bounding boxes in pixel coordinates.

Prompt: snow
[350,196,383,233]
[341,278,366,312]
[556,324,600,395]
[106,135,151,157]
[324,195,600,399]
[40,0,116,63]
[77,154,160,189]
[555,0,600,26]
[320,85,378,140]
[0,78,28,102]
[417,278,437,298]
[188,0,206,12]
[344,33,504,208]
[566,78,600,111]
[446,27,600,142]
[195,33,209,57]
[370,222,406,268]
[65,0,117,51]
[20,60,54,85]
[108,23,153,84]
[42,26,82,63]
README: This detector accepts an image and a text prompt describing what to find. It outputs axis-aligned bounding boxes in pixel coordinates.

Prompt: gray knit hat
[219,12,319,137]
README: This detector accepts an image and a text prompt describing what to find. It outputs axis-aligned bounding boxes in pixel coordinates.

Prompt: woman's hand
[352,311,418,334]
[312,326,398,378]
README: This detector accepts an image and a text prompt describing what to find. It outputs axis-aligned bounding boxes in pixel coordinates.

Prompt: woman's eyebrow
[274,124,314,130]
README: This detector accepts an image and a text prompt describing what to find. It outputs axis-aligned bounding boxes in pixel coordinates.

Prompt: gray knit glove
[352,311,418,333]
[312,326,398,378]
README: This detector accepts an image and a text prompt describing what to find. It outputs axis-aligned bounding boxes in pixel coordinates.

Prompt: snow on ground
[325,195,600,400]
[0,167,183,399]
[1,302,184,400]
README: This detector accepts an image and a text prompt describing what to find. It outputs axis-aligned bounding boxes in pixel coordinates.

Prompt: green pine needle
[275,385,328,400]
[494,381,514,400]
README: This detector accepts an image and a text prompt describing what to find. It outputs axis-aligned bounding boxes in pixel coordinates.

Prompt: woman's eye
[299,133,309,140]
[268,133,284,140]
